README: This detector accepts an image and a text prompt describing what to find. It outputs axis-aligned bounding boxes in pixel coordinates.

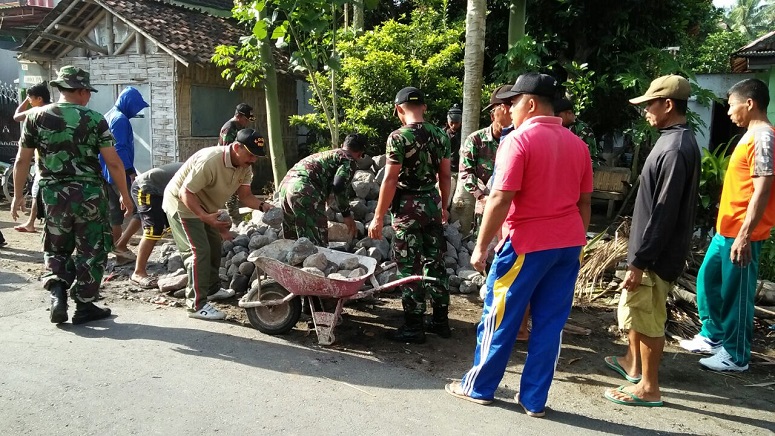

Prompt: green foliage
[491,35,554,84]
[696,137,735,243]
[759,228,775,280]
[679,30,750,74]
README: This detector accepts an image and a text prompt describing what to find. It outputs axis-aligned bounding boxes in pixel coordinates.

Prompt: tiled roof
[19,0,248,66]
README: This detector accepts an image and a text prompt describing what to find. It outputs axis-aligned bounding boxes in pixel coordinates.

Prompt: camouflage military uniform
[278,148,357,245]
[569,119,600,168]
[20,102,114,303]
[459,125,498,201]
[219,118,243,220]
[387,122,451,315]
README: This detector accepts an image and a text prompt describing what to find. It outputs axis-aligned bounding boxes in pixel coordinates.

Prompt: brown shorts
[617,270,670,338]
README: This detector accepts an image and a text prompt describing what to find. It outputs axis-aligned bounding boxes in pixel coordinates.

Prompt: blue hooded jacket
[100,86,149,184]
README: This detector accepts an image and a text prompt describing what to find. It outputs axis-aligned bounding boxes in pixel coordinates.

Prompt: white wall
[692,73,753,149]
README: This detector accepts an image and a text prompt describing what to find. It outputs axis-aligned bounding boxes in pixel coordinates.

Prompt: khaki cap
[629,75,690,104]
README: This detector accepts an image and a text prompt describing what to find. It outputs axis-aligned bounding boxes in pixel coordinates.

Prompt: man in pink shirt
[445,73,592,417]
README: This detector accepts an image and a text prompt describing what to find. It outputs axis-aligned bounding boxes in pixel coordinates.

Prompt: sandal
[444,381,493,405]
[130,275,158,289]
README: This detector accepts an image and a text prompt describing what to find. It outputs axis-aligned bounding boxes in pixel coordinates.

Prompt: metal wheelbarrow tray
[239,246,435,345]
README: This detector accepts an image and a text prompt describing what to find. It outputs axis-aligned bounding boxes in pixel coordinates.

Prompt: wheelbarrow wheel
[245,279,302,335]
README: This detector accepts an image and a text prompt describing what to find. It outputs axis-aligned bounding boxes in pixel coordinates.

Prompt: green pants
[697,233,762,366]
[167,211,223,310]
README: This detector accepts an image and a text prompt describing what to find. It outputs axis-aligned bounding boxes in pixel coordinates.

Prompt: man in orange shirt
[680,78,775,372]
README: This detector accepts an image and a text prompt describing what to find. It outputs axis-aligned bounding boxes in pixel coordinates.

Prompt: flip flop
[604,356,642,383]
[130,276,158,289]
[604,386,663,407]
[13,226,37,233]
[444,382,493,405]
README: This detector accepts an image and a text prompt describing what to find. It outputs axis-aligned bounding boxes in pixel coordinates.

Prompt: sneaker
[679,334,721,355]
[188,303,226,320]
[699,348,748,372]
[207,287,235,301]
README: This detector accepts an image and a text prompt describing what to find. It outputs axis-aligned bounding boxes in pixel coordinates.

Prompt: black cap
[236,103,255,121]
[394,87,425,105]
[482,85,514,112]
[236,128,266,156]
[447,104,462,122]
[496,73,559,100]
[553,97,574,114]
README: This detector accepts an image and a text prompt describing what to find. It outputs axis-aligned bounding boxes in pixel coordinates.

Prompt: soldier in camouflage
[460,85,513,227]
[219,103,256,220]
[11,65,132,325]
[278,133,366,245]
[368,87,451,344]
[554,98,601,168]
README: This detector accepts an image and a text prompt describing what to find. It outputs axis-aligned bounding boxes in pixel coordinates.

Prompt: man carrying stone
[129,162,184,288]
[368,86,451,343]
[11,65,131,325]
[278,133,366,245]
[163,128,273,321]
[445,73,592,417]
[604,75,700,407]
[219,103,256,221]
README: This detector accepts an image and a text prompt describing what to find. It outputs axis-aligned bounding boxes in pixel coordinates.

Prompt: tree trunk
[352,0,364,32]
[258,7,288,187]
[450,0,486,234]
[508,0,526,47]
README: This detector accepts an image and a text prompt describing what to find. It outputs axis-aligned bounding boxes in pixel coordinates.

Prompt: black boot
[72,302,112,325]
[49,283,68,324]
[425,305,451,338]
[388,313,426,344]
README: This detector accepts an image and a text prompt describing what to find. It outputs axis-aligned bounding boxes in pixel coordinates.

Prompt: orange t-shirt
[716,126,775,241]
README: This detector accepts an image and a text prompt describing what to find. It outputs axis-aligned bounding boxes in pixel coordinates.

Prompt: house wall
[176,64,298,192]
[49,55,178,166]
[691,73,752,149]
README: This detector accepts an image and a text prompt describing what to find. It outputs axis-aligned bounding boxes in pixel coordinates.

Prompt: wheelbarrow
[239,247,437,345]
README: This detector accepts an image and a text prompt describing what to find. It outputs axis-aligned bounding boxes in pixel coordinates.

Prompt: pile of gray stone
[155,154,484,296]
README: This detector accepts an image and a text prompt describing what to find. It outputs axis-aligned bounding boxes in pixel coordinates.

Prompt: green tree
[725,0,771,39]
[680,30,750,74]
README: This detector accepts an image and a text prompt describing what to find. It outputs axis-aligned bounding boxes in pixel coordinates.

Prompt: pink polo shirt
[492,116,593,254]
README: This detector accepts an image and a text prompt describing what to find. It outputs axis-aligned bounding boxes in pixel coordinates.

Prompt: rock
[252,239,296,262]
[226,251,234,261]
[355,237,373,249]
[373,238,390,260]
[303,252,329,271]
[328,273,349,281]
[167,253,183,273]
[446,242,458,259]
[350,199,369,221]
[446,268,456,276]
[301,267,325,277]
[375,167,386,184]
[354,247,368,257]
[248,235,263,250]
[365,212,374,222]
[325,208,337,221]
[231,251,248,266]
[233,245,249,255]
[457,251,471,269]
[377,269,397,285]
[227,263,238,277]
[222,240,234,255]
[229,274,250,295]
[328,241,350,252]
[256,224,269,234]
[382,226,395,241]
[349,268,367,278]
[444,256,458,268]
[158,273,187,293]
[261,207,283,227]
[238,261,255,276]
[471,274,486,287]
[449,275,462,288]
[220,257,227,267]
[374,154,387,169]
[457,269,481,281]
[339,256,361,270]
[286,237,318,265]
[444,225,462,250]
[219,267,227,277]
[328,222,353,243]
[356,155,374,170]
[337,269,353,276]
[352,170,376,198]
[467,241,476,253]
[355,221,365,238]
[324,261,339,276]
[479,284,488,301]
[459,280,478,294]
[265,228,279,242]
[366,183,380,200]
[233,234,250,248]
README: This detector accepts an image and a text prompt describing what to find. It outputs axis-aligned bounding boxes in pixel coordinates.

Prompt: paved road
[1,267,772,436]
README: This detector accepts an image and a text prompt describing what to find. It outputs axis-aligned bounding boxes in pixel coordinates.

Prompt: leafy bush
[696,137,735,245]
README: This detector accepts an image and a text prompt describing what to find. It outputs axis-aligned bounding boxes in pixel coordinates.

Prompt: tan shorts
[617,270,670,338]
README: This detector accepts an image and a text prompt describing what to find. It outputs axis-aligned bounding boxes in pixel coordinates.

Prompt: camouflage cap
[49,65,98,92]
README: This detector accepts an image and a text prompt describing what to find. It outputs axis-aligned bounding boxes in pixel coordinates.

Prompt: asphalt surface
[1,267,773,436]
